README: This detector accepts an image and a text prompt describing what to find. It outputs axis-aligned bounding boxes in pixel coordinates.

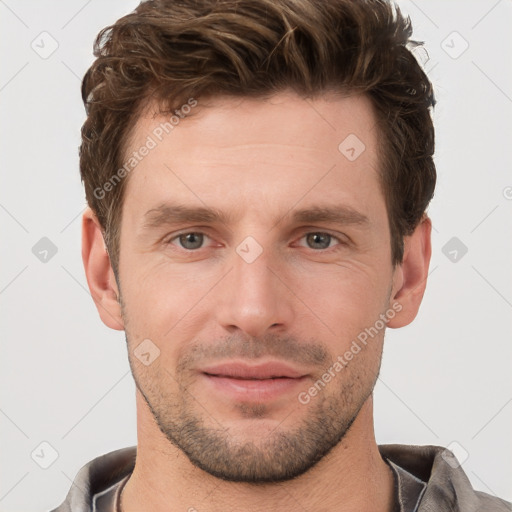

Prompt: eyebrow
[141,202,370,231]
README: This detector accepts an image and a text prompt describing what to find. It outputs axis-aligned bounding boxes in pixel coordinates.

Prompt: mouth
[201,360,307,379]
[199,361,309,401]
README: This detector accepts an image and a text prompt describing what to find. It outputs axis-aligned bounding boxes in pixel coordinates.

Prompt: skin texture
[82,90,432,511]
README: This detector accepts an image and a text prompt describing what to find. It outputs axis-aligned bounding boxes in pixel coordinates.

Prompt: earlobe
[387,215,432,329]
[81,207,125,331]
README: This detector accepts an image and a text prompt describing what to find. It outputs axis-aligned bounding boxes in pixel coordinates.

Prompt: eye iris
[307,233,331,249]
[179,233,203,250]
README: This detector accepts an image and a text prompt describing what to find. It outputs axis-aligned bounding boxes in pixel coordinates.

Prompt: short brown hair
[80,0,436,280]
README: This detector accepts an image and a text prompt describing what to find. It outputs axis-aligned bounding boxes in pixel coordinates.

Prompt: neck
[120,393,395,512]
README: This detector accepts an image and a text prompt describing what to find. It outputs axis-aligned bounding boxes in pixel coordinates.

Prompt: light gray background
[1,1,511,510]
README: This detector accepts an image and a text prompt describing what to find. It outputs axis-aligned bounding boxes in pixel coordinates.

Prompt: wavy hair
[80,0,436,278]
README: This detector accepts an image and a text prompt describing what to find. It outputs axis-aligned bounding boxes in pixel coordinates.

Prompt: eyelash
[163,230,347,252]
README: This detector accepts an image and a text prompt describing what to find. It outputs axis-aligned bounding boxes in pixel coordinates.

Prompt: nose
[215,244,295,338]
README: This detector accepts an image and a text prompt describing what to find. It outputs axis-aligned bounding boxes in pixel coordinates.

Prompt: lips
[200,361,306,380]
[199,361,308,401]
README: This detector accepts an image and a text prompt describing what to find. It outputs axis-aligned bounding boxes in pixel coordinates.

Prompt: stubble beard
[128,339,380,483]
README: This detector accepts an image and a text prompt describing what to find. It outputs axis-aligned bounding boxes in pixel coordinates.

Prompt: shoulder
[379,444,511,511]
[49,446,137,512]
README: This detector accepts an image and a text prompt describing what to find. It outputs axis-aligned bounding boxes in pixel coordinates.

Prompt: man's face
[116,90,399,482]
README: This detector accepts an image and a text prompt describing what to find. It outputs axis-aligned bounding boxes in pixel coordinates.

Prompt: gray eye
[178,233,204,250]
[306,233,332,250]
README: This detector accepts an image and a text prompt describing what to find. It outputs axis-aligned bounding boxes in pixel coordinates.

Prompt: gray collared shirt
[50,444,511,512]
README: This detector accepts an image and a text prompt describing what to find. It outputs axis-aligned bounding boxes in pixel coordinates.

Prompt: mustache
[176,333,331,372]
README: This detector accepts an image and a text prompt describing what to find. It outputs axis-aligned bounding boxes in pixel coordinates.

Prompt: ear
[81,207,124,330]
[387,215,432,328]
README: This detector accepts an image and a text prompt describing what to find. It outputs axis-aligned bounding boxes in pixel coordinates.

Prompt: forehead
[120,90,383,226]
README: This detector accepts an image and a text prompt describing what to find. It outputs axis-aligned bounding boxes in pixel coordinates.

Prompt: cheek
[123,258,214,318]
[120,260,221,365]
[291,261,390,333]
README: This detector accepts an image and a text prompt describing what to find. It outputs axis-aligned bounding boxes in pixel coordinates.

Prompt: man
[52,0,511,511]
